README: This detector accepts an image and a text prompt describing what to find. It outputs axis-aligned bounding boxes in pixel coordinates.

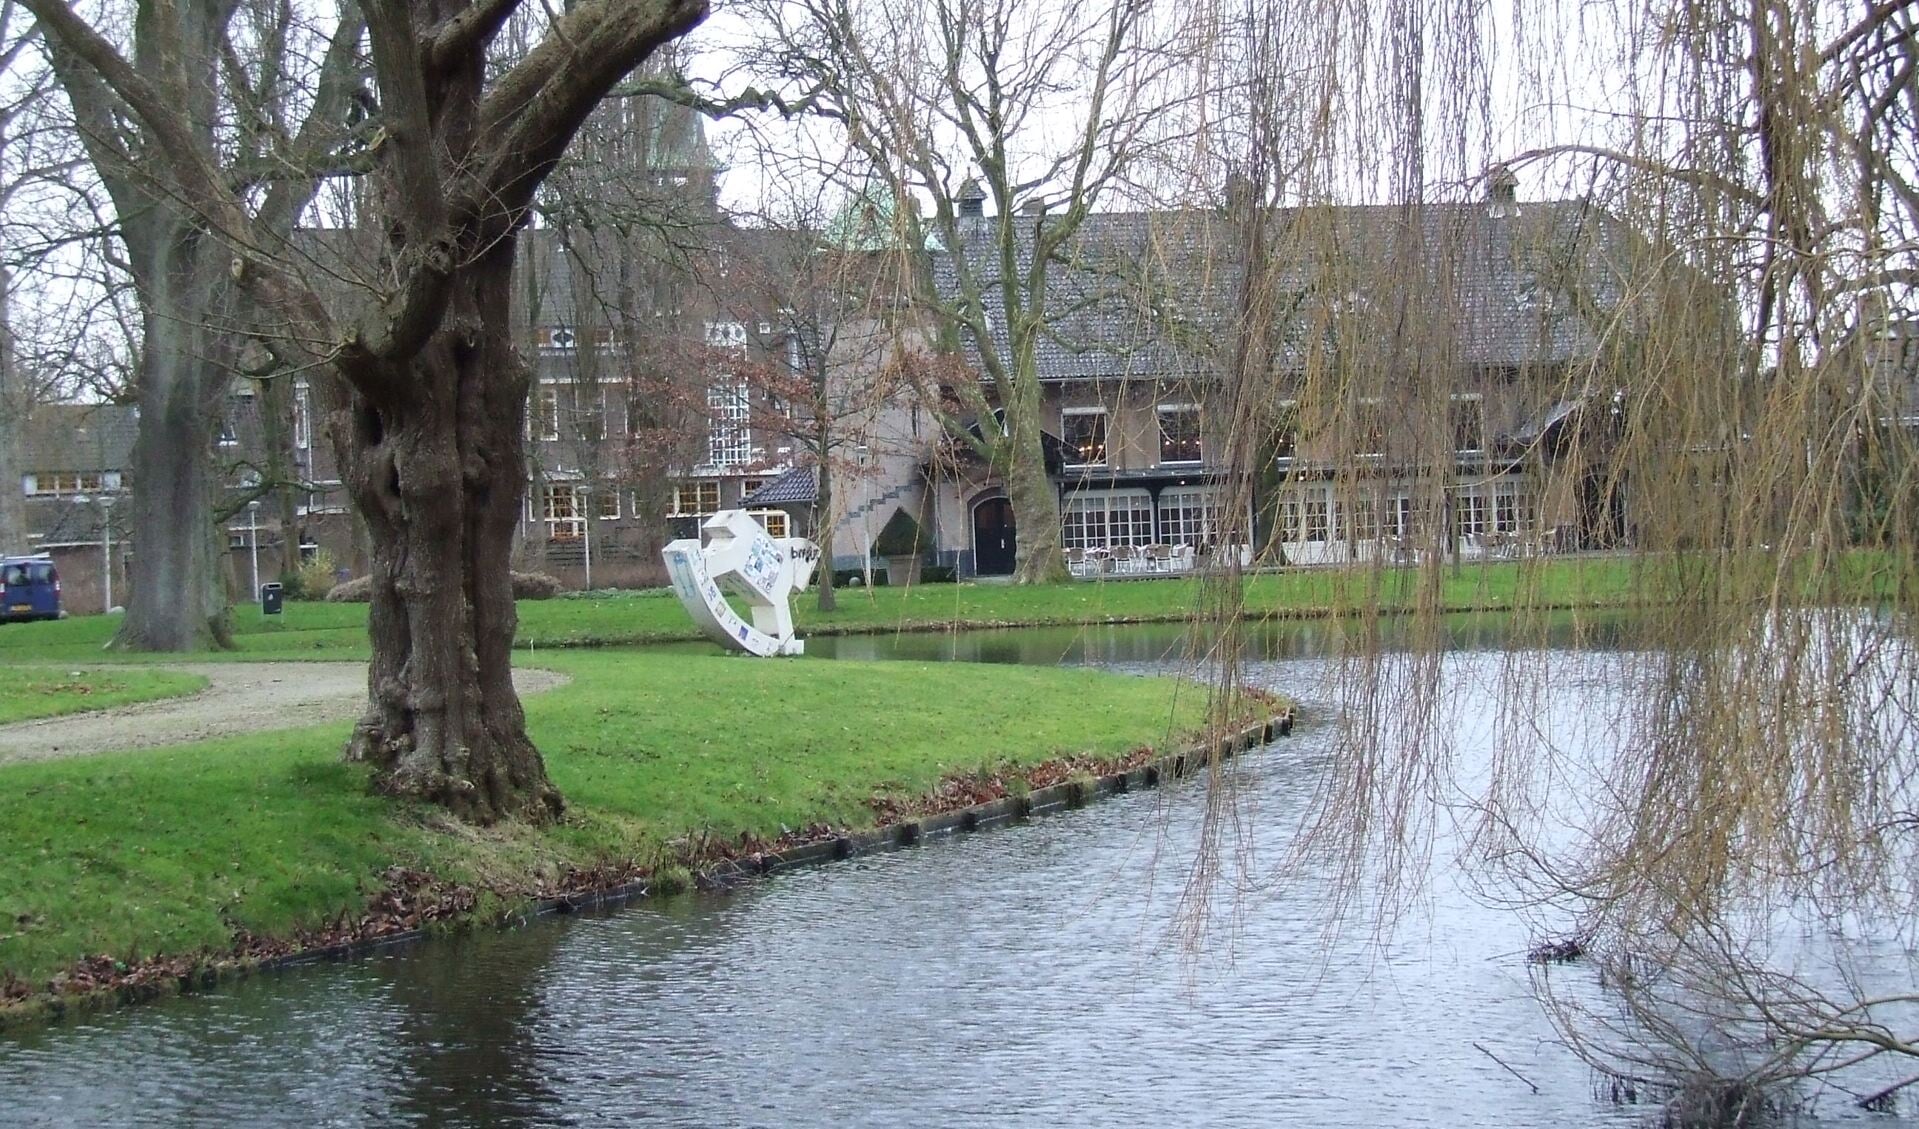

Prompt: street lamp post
[247,499,261,601]
[99,495,114,612]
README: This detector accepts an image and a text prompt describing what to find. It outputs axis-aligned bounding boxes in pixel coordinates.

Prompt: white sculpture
[663,510,820,656]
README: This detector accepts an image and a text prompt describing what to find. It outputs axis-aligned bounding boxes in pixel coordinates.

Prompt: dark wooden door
[973,497,1017,576]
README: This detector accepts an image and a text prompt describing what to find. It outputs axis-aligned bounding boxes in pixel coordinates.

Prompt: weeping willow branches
[1148,0,1919,1098]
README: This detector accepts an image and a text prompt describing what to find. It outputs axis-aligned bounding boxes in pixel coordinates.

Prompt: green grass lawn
[0,556,1652,664]
[0,668,207,725]
[0,649,1208,990]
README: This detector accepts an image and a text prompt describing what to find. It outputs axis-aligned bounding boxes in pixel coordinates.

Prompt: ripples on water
[2,620,1913,1127]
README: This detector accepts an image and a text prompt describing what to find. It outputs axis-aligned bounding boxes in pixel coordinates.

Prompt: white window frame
[707,380,752,467]
[1060,407,1109,469]
[531,387,560,442]
[1061,490,1154,551]
[1456,483,1492,536]
[1156,404,1203,466]
[294,386,312,450]
[1492,478,1535,533]
[748,509,790,538]
[1156,486,1221,546]
[670,480,721,517]
[541,483,584,540]
[24,471,106,497]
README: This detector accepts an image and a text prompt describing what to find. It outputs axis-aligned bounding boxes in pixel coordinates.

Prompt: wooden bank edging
[269,709,1297,973]
[532,709,1293,914]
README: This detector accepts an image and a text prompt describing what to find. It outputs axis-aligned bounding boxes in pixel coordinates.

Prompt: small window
[749,510,789,538]
[671,481,721,517]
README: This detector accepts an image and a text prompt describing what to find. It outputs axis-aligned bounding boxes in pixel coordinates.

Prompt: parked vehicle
[0,556,61,622]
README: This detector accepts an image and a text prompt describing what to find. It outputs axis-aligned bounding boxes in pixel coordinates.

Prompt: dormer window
[1517,276,1556,315]
[1450,394,1484,454]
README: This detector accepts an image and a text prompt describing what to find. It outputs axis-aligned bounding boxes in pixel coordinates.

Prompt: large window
[1061,491,1152,549]
[1456,485,1491,536]
[1061,409,1108,468]
[1157,487,1220,546]
[1492,479,1535,532]
[541,484,584,540]
[1158,405,1202,464]
[671,480,721,516]
[707,381,751,467]
[1276,484,1360,544]
[1386,494,1434,540]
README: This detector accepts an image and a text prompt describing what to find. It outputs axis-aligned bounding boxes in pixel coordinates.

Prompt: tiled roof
[741,466,817,506]
[931,199,1650,383]
[17,403,138,470]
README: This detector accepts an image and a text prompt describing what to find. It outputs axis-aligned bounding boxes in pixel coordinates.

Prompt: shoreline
[0,708,1292,1031]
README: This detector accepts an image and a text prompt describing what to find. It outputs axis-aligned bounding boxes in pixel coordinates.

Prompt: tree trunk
[816,453,837,611]
[112,215,236,651]
[339,245,559,824]
[1007,425,1066,583]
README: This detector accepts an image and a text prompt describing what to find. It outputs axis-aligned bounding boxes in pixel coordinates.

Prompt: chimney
[1224,172,1256,214]
[1020,198,1047,217]
[1485,163,1519,216]
[956,177,986,219]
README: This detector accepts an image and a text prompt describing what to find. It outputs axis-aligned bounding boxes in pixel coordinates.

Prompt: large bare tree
[23,0,705,820]
[19,0,371,649]
[740,0,1195,582]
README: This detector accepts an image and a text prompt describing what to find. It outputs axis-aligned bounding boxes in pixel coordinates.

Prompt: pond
[0,615,1908,1126]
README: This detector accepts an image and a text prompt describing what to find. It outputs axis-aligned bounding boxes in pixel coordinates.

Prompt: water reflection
[804,610,1636,667]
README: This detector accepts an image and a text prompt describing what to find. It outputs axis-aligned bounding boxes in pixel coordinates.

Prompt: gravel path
[0,662,570,764]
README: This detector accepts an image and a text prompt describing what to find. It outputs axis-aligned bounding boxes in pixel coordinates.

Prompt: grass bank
[0,556,1652,664]
[0,649,1222,1017]
[0,668,207,724]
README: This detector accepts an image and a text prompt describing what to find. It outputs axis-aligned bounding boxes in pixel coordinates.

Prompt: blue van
[0,556,61,623]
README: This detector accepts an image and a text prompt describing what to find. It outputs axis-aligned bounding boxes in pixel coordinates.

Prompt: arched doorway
[972,496,1016,576]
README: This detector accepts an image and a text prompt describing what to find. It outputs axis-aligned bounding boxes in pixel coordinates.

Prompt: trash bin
[260,582,284,615]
